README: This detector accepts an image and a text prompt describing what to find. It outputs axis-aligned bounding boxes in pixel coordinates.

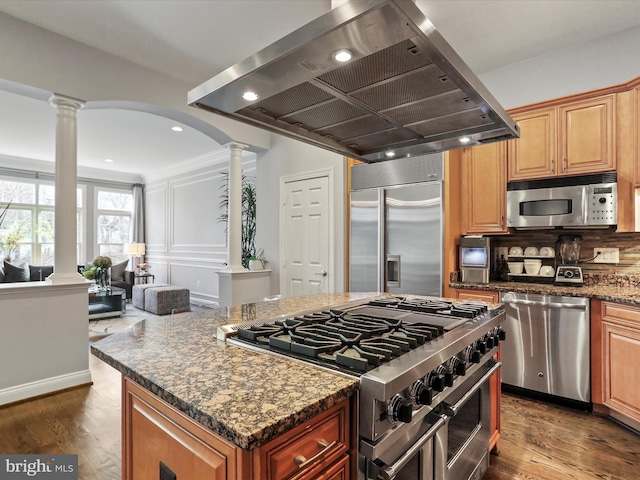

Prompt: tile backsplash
[490,229,640,275]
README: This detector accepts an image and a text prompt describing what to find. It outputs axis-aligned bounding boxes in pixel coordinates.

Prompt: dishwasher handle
[502,297,588,310]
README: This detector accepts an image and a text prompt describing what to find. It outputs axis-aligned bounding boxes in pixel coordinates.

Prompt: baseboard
[0,369,92,406]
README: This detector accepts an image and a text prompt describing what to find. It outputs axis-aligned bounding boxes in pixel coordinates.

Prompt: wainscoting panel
[170,171,226,251]
[169,261,221,305]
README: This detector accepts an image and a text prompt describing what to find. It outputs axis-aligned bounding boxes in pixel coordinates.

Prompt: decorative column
[223,142,248,272]
[46,94,86,284]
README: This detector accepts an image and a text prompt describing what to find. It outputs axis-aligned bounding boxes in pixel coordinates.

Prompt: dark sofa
[0,261,135,299]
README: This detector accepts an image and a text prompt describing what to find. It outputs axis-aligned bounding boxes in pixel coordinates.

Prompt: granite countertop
[451,280,640,307]
[91,292,378,450]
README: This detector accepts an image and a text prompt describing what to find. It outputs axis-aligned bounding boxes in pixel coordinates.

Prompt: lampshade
[124,243,146,256]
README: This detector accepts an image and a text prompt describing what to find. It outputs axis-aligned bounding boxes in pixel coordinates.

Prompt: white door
[281,173,332,298]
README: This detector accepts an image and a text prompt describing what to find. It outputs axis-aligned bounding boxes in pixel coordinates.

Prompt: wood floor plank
[1,353,639,480]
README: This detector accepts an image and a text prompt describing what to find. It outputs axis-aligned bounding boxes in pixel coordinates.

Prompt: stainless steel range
[218,296,505,480]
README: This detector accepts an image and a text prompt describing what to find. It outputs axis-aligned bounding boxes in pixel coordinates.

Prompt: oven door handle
[442,361,501,417]
[377,414,447,480]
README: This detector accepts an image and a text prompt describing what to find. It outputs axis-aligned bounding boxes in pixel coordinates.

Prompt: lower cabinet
[122,377,352,480]
[452,288,501,451]
[592,300,640,430]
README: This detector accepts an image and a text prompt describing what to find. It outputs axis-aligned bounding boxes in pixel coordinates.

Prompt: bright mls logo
[0,455,77,479]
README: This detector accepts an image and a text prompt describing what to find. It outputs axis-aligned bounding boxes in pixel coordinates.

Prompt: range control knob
[410,380,433,406]
[426,371,445,392]
[463,345,481,364]
[388,395,413,424]
[451,357,466,376]
[498,328,506,341]
[485,335,495,349]
[476,340,487,354]
[435,365,454,387]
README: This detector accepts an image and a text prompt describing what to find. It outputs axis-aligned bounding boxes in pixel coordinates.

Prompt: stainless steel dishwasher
[500,291,590,405]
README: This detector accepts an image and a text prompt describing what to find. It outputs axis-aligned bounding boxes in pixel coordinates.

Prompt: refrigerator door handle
[386,254,401,289]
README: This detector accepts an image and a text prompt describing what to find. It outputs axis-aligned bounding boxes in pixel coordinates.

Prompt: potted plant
[83,255,113,291]
[248,250,266,271]
[219,174,265,269]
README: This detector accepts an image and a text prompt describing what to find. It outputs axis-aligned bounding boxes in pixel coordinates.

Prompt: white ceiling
[1,0,640,178]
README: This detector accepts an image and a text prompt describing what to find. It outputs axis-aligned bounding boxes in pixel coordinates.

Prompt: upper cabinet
[508,107,556,180]
[560,95,615,175]
[462,142,508,234]
[508,95,615,181]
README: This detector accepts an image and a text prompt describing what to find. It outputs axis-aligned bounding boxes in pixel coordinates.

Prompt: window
[0,178,84,265]
[96,188,132,264]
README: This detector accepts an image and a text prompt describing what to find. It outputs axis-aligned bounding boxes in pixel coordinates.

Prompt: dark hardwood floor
[1,353,639,480]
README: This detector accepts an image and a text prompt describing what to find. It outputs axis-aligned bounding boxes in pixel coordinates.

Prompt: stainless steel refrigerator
[349,154,443,296]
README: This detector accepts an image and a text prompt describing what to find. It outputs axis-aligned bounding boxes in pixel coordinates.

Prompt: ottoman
[132,283,168,309]
[144,286,190,316]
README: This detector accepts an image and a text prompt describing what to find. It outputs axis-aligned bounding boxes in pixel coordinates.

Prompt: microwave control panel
[588,184,617,225]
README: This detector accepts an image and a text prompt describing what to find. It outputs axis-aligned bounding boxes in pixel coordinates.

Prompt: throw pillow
[29,265,54,281]
[110,259,129,282]
[3,261,28,282]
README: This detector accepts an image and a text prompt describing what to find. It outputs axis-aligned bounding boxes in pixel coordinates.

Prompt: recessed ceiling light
[105,158,113,163]
[242,91,259,101]
[171,126,183,132]
[459,136,471,144]
[385,151,395,158]
[332,49,353,62]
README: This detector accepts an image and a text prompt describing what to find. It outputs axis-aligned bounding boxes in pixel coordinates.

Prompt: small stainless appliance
[350,154,443,296]
[217,296,506,480]
[460,236,490,284]
[554,234,583,286]
[500,292,590,407]
[506,173,617,229]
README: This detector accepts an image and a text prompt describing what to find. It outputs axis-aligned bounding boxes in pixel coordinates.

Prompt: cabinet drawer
[602,302,640,327]
[261,400,349,480]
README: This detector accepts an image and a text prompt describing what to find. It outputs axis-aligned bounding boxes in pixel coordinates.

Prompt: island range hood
[188,0,519,162]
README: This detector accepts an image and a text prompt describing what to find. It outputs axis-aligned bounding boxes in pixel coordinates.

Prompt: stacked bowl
[524,259,542,275]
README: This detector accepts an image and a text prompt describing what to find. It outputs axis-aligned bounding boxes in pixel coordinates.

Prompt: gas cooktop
[217,297,492,375]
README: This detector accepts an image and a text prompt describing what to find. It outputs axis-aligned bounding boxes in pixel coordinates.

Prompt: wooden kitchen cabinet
[122,377,352,480]
[507,94,615,181]
[508,107,556,180]
[461,142,508,234]
[453,288,500,303]
[635,86,640,187]
[592,301,640,430]
[123,377,240,480]
[560,95,615,175]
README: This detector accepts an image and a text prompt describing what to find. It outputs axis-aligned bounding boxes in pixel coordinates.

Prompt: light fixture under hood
[188,0,519,162]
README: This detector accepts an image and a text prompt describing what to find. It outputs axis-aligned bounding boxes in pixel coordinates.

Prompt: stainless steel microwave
[506,173,617,229]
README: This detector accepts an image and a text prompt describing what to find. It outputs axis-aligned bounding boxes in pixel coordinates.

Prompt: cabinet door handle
[550,158,554,172]
[294,440,336,469]
[562,156,566,171]
[500,215,504,228]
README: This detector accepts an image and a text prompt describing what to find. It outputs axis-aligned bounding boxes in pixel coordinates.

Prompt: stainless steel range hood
[188,0,519,162]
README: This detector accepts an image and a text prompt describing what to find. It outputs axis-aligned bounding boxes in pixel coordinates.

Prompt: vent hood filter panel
[189,0,519,162]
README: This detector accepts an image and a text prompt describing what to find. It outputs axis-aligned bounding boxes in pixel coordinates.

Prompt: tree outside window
[97,189,133,263]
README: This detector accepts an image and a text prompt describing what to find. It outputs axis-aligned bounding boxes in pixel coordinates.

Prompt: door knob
[315,270,327,277]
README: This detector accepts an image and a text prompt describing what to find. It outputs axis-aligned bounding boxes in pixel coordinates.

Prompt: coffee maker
[554,234,583,286]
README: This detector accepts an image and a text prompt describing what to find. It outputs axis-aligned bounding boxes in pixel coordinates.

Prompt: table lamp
[124,242,146,273]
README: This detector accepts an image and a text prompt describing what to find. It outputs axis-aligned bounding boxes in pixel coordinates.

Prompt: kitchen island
[92,291,506,480]
[91,292,376,450]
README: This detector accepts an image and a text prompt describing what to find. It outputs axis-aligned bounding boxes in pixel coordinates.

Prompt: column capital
[226,142,249,152]
[48,93,86,111]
